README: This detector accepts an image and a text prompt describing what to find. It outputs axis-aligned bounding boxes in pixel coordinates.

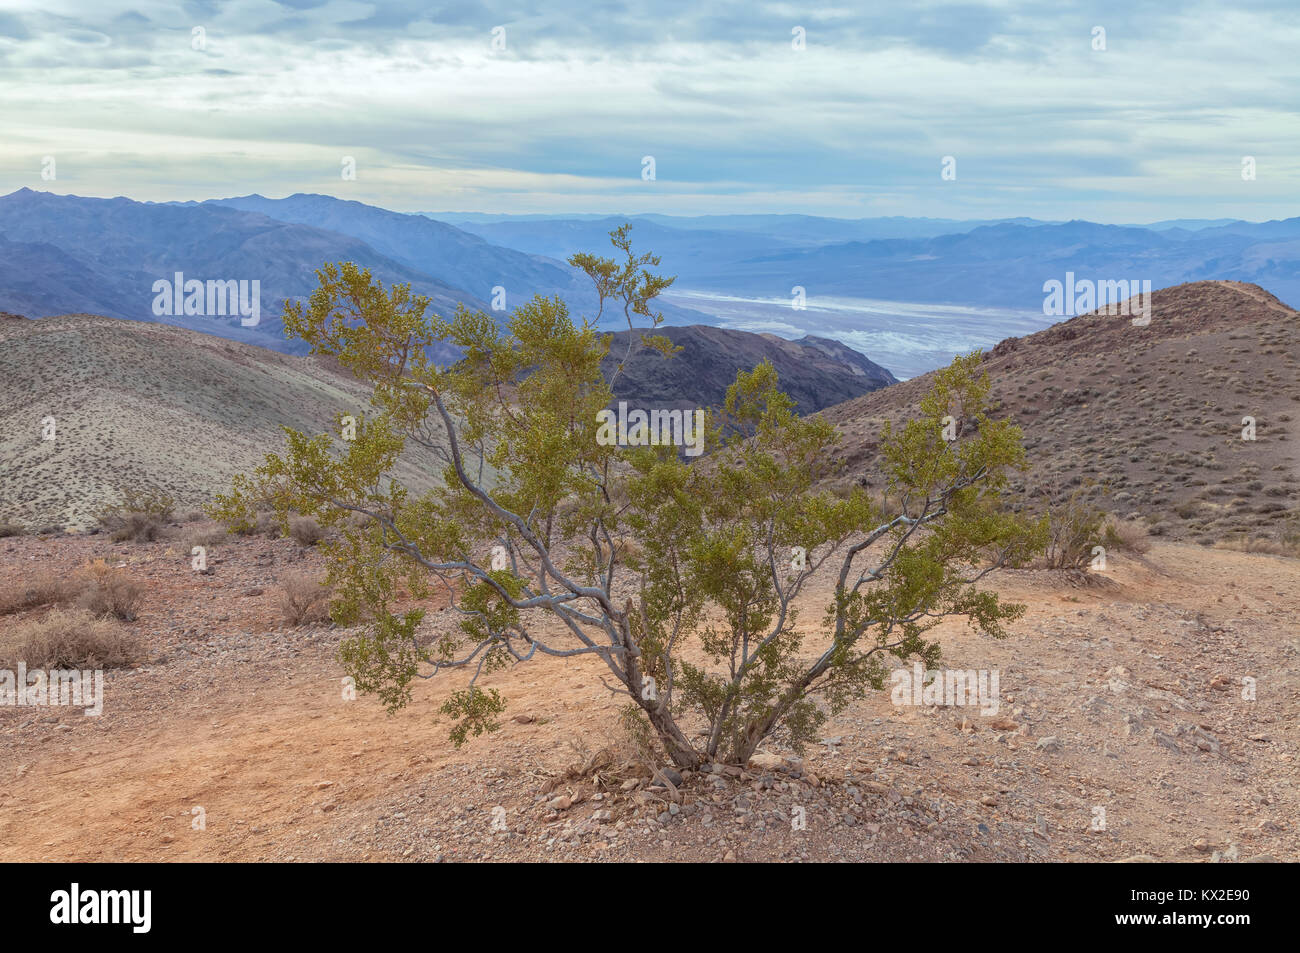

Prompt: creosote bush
[214,227,1045,767]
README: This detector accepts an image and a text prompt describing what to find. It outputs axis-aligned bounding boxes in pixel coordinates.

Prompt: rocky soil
[0,526,1296,863]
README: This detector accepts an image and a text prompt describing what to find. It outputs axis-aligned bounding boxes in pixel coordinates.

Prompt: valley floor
[0,531,1296,863]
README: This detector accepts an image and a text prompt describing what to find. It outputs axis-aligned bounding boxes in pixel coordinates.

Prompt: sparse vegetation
[0,607,142,670]
[1036,486,1111,570]
[75,559,147,622]
[0,522,27,538]
[289,515,326,547]
[0,576,80,617]
[97,486,175,542]
[279,571,332,625]
[0,561,145,621]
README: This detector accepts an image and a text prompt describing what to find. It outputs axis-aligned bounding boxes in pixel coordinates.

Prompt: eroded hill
[820,281,1300,544]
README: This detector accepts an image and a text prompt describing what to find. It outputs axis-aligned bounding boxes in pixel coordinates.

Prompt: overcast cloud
[0,0,1296,220]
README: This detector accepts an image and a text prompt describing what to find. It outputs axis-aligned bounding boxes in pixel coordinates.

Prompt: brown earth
[820,281,1300,545]
[1,526,1295,863]
[0,313,441,532]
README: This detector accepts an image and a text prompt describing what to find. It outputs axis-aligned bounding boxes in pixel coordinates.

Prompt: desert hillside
[0,312,440,530]
[0,312,900,531]
[602,324,897,415]
[820,281,1300,543]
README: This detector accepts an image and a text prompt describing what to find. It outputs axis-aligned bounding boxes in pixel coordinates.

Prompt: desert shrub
[1219,515,1300,557]
[229,510,284,538]
[1037,488,1109,570]
[0,607,142,669]
[215,228,1045,767]
[75,560,146,622]
[279,571,332,625]
[1103,516,1151,554]
[97,486,175,542]
[0,522,26,538]
[186,526,229,548]
[0,576,80,617]
[289,515,326,546]
[213,230,1040,764]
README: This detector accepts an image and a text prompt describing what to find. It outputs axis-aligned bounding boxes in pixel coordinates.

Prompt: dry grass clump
[1214,514,1300,557]
[289,515,326,547]
[1102,516,1151,554]
[0,576,80,617]
[75,560,147,622]
[280,571,332,625]
[232,510,284,538]
[0,521,26,538]
[0,607,142,669]
[97,486,176,542]
[186,525,229,549]
[0,561,145,621]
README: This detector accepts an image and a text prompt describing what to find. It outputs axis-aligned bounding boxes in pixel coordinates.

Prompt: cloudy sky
[0,0,1296,221]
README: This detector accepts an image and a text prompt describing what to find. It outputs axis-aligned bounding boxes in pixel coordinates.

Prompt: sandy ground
[0,529,1296,863]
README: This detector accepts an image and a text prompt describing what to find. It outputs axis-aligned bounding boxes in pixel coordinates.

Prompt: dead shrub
[75,560,146,622]
[186,526,229,549]
[1036,489,1109,570]
[97,486,175,542]
[289,515,326,547]
[0,607,142,669]
[280,571,331,625]
[1102,516,1151,555]
[0,576,79,617]
[0,522,26,538]
[233,510,283,538]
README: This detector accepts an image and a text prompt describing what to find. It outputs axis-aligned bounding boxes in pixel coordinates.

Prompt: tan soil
[0,527,1295,863]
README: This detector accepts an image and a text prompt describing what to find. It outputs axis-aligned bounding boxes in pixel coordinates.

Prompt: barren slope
[820,281,1300,543]
[0,314,440,530]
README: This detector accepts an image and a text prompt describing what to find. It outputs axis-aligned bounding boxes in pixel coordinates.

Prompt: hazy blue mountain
[206,194,713,327]
[668,219,1300,310]
[442,215,798,285]
[5,189,1296,380]
[1131,218,1246,231]
[208,193,594,311]
[0,188,479,357]
[430,212,1058,244]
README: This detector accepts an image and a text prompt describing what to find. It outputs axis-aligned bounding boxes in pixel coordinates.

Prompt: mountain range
[3,187,1298,384]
